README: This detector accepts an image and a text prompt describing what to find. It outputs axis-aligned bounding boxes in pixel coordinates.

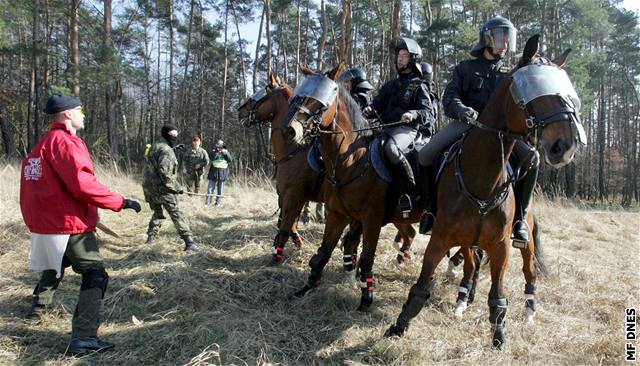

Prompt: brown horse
[284,64,425,311]
[238,73,416,270]
[383,35,584,348]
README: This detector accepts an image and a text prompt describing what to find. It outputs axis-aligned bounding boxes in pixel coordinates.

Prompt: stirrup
[398,194,412,218]
[511,220,529,249]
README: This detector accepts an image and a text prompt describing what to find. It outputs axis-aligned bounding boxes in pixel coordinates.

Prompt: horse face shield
[510,64,586,167]
[238,89,268,126]
[285,74,338,144]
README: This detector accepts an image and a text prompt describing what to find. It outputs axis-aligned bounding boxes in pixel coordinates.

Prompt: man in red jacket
[20,95,141,355]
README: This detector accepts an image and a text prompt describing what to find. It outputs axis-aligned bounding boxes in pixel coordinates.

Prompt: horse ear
[552,48,571,68]
[268,72,278,87]
[327,61,346,81]
[519,34,540,67]
[299,64,315,76]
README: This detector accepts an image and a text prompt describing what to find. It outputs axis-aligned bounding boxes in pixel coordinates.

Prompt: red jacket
[20,121,125,234]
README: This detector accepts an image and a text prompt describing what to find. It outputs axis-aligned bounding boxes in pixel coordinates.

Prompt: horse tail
[532,216,549,277]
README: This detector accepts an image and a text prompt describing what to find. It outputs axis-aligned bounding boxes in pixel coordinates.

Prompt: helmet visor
[484,27,516,53]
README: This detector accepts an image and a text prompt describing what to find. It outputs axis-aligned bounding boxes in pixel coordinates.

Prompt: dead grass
[0,163,638,365]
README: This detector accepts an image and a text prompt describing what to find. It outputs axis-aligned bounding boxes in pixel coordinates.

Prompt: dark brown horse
[238,73,416,270]
[383,35,584,348]
[284,64,425,311]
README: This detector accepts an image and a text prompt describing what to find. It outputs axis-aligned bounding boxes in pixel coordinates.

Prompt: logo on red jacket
[24,157,42,181]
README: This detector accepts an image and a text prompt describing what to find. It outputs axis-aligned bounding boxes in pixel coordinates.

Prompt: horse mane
[338,84,372,137]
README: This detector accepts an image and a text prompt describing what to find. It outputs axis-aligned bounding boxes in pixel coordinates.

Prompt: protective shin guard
[307,251,331,287]
[524,283,536,312]
[488,297,508,349]
[396,242,411,264]
[73,269,108,338]
[343,252,357,272]
[357,272,374,312]
[456,278,474,303]
[386,284,431,337]
[290,232,303,248]
[271,230,289,263]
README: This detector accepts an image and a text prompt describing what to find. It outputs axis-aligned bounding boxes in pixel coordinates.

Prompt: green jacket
[182,147,210,173]
[143,140,181,197]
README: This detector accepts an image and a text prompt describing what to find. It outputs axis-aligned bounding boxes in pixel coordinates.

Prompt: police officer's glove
[458,107,478,123]
[123,198,142,213]
[174,143,186,151]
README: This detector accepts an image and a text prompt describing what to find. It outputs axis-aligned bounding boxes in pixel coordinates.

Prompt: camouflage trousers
[146,193,192,238]
[32,232,108,338]
[184,170,204,193]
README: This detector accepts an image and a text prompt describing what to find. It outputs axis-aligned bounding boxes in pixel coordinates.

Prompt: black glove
[174,143,186,152]
[458,107,478,123]
[123,198,141,213]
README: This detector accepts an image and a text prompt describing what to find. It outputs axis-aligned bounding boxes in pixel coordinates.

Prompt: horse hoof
[526,308,536,324]
[344,270,356,285]
[357,300,372,312]
[384,324,405,338]
[293,285,314,298]
[492,328,507,350]
[453,300,467,318]
[269,255,284,266]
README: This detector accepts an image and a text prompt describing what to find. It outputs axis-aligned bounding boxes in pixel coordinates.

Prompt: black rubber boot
[181,235,199,251]
[419,165,435,234]
[67,337,114,355]
[512,163,538,246]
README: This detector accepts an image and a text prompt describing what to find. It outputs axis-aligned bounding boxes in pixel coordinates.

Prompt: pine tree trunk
[103,0,118,160]
[253,2,265,93]
[70,0,80,95]
[219,0,229,139]
[317,0,327,70]
[265,0,272,77]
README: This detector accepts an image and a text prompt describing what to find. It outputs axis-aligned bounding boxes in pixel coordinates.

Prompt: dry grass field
[0,163,638,365]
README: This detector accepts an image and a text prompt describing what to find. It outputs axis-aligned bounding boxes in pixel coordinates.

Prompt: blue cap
[43,95,82,114]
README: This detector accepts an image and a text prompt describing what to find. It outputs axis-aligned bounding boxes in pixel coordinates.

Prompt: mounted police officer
[418,16,539,246]
[339,67,375,110]
[363,37,437,197]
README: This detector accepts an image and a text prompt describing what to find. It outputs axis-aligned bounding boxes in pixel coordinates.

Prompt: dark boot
[67,337,114,355]
[396,155,416,214]
[181,235,199,251]
[397,154,416,187]
[26,303,48,320]
[512,163,538,247]
[418,165,435,234]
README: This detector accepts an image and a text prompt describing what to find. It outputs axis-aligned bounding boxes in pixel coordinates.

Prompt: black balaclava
[161,124,178,147]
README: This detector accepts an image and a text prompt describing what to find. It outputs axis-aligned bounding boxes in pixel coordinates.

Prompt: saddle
[370,134,428,219]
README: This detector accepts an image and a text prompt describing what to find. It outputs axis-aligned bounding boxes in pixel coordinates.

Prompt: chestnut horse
[383,35,585,348]
[284,65,426,312]
[238,73,416,269]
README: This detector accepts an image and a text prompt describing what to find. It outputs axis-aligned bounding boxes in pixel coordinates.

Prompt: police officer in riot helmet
[363,37,436,203]
[418,16,539,246]
[339,67,375,111]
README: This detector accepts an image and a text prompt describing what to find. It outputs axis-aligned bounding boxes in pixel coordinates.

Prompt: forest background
[0,0,638,206]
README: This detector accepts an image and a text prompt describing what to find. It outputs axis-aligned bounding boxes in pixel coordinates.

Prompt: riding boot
[397,154,416,187]
[396,154,416,214]
[419,165,435,234]
[512,162,538,246]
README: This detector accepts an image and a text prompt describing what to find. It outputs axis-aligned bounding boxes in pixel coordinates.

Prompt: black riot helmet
[420,62,433,84]
[470,16,517,59]
[339,68,374,92]
[394,37,423,76]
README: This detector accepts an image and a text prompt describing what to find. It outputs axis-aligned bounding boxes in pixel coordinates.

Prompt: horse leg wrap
[343,252,357,272]
[456,278,473,303]
[357,272,375,312]
[272,230,290,262]
[307,251,331,287]
[524,283,536,311]
[450,251,464,266]
[395,284,431,331]
[488,297,508,349]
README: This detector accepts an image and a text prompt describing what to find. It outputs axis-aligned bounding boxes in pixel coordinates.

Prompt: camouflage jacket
[182,147,210,173]
[143,140,181,196]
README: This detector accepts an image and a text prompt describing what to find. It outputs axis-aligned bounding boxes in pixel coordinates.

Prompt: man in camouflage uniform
[143,124,198,251]
[182,136,209,194]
